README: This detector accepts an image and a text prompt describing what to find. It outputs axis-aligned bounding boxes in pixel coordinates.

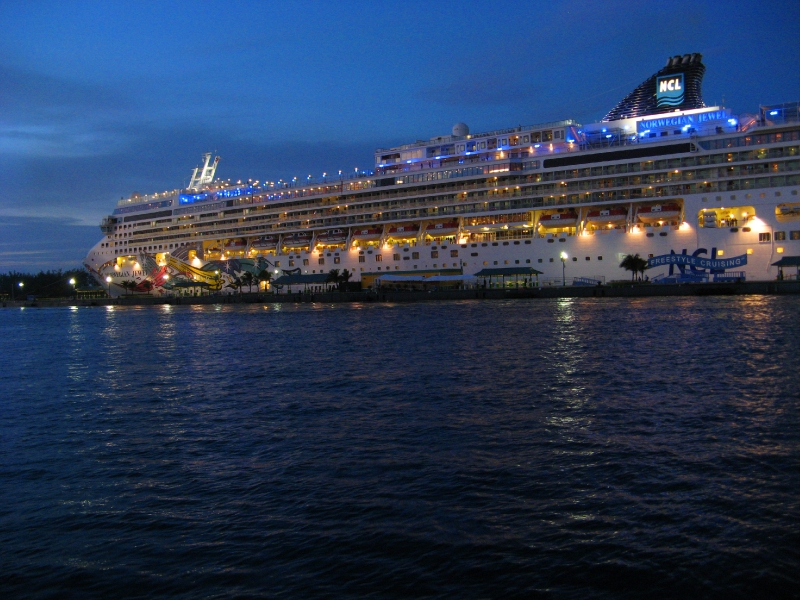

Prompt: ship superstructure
[85,54,800,296]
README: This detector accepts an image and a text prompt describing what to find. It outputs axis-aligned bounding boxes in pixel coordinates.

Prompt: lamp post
[560,252,567,286]
[69,278,76,299]
[12,281,23,301]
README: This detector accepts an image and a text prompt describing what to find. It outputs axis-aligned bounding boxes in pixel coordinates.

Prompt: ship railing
[375,120,580,152]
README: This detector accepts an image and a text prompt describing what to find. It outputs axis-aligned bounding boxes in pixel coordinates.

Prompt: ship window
[585,257,590,261]
[288,260,294,267]
[492,242,498,246]
[776,231,786,241]
[274,261,280,267]
[483,261,488,265]
[572,257,578,262]
[791,231,800,240]
[303,259,309,266]
[334,257,341,264]
[471,253,478,257]
[525,240,531,244]
[515,260,520,264]
[431,251,439,258]
[412,252,419,259]
[450,250,458,257]
[359,256,365,263]
[493,261,498,265]
[481,243,488,247]
[598,256,603,260]
[318,258,325,265]
[759,233,771,242]
[393,254,400,261]
[403,256,410,260]
[376,254,382,262]
[549,258,554,262]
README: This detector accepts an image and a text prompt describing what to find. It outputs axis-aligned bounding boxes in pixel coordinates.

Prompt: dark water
[1,297,799,599]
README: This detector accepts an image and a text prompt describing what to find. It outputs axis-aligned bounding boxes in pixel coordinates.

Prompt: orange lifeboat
[223,238,247,253]
[586,208,628,226]
[387,223,420,239]
[282,232,312,249]
[251,235,277,251]
[316,229,347,245]
[637,204,681,223]
[351,227,383,241]
[425,221,459,238]
[538,212,578,229]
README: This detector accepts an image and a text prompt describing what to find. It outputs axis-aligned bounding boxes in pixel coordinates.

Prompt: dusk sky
[2,0,799,272]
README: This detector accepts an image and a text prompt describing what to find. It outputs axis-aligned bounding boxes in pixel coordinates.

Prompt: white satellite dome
[452,122,469,137]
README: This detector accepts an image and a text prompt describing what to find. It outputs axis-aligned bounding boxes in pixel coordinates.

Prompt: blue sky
[1,0,799,272]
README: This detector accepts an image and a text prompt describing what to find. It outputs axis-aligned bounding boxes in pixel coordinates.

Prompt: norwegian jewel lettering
[637,108,730,133]
[656,73,684,107]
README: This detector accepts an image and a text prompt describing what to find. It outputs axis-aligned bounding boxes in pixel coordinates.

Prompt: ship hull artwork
[85,53,800,296]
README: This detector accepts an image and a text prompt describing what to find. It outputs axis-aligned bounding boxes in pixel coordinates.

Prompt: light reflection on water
[0,296,798,598]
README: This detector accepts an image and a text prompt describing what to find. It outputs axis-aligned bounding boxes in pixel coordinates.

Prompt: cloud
[0,215,98,272]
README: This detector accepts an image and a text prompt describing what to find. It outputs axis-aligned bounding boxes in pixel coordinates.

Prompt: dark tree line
[0,269,93,299]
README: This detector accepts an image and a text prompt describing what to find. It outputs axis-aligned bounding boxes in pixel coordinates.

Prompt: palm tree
[120,280,136,295]
[240,271,254,293]
[619,254,648,281]
[339,268,352,291]
[226,275,243,294]
[326,269,340,291]
[258,269,273,292]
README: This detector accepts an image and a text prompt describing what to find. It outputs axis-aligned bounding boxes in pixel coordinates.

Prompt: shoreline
[3,280,800,308]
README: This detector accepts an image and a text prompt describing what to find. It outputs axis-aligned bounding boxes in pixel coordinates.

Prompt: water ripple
[1,297,799,598]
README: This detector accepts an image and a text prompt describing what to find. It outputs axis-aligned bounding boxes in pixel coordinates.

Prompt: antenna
[188,153,221,190]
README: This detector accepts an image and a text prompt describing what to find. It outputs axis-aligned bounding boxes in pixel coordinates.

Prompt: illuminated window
[759,233,771,242]
[375,254,382,262]
[358,256,365,263]
[791,231,800,240]
[776,231,786,241]
[777,247,785,254]
[450,250,458,257]
[411,252,419,259]
[717,250,724,257]
[318,258,324,265]
[747,249,754,255]
[334,257,340,264]
[431,251,438,258]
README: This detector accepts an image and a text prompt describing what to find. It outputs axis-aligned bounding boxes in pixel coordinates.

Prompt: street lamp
[69,278,76,299]
[560,252,568,286]
[12,281,23,301]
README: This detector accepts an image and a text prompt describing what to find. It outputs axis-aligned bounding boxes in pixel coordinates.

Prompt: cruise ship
[85,54,800,296]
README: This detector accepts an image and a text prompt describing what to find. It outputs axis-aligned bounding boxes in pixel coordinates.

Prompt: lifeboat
[316,229,347,245]
[282,232,312,249]
[538,212,578,229]
[387,223,420,239]
[351,227,383,241]
[223,238,247,253]
[778,204,800,216]
[586,208,628,226]
[251,235,278,250]
[637,204,681,223]
[425,221,459,238]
